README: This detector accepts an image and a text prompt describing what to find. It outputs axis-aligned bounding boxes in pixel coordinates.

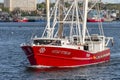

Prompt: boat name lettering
[94,53,110,59]
[52,50,71,55]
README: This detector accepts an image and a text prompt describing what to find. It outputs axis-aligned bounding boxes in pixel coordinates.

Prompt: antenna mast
[46,0,51,38]
[82,0,88,44]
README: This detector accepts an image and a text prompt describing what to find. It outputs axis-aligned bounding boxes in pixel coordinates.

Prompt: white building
[4,0,37,11]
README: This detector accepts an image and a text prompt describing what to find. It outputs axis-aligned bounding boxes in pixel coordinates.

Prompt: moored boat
[87,10,104,22]
[16,17,28,22]
[87,18,104,22]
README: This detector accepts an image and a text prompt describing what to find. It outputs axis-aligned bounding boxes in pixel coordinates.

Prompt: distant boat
[15,17,28,22]
[21,0,113,68]
[87,10,104,22]
[87,17,104,22]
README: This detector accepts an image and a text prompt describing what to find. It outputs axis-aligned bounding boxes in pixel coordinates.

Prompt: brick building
[4,0,37,11]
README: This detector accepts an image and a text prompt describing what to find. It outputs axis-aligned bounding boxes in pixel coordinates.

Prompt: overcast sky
[0,0,120,3]
[102,0,120,3]
[38,0,120,3]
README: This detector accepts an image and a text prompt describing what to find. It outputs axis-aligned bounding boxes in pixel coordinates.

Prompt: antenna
[46,0,51,38]
[82,0,88,44]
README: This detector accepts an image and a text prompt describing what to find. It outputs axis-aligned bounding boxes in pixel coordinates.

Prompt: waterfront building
[4,0,37,11]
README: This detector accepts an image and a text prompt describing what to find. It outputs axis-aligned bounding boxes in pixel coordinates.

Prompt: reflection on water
[24,62,111,80]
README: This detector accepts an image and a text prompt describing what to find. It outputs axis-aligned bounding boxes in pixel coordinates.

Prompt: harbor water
[0,22,120,80]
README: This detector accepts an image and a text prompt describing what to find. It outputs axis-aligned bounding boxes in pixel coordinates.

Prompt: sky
[0,0,120,3]
[102,0,120,3]
[38,0,120,3]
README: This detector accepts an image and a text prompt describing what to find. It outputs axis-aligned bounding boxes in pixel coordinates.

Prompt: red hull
[17,19,28,22]
[87,18,104,22]
[16,18,28,22]
[21,45,110,67]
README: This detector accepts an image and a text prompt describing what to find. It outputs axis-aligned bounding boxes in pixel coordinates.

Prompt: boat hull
[87,18,104,22]
[21,45,110,67]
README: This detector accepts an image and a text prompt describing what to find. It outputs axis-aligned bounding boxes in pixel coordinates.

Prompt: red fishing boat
[16,17,28,22]
[87,18,104,22]
[21,0,113,68]
[87,9,104,22]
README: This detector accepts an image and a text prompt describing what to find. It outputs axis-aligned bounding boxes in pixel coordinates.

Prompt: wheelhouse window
[33,39,61,46]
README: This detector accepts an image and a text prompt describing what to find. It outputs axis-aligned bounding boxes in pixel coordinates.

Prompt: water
[0,22,120,80]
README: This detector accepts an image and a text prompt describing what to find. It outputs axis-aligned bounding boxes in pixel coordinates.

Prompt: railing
[105,37,114,46]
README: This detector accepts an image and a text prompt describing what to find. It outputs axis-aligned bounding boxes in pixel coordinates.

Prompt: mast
[82,0,88,44]
[46,0,50,38]
[58,0,64,38]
